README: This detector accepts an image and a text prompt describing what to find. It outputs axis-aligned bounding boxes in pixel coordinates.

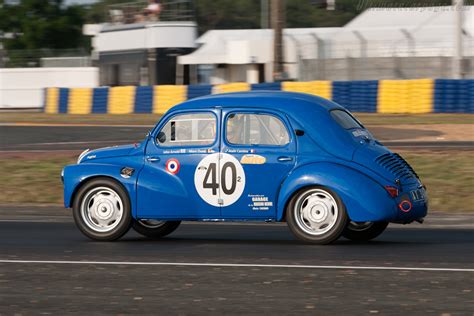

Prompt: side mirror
[295,129,305,136]
[157,131,166,143]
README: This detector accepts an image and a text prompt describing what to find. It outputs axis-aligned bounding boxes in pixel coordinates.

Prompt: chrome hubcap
[294,189,339,236]
[80,187,123,233]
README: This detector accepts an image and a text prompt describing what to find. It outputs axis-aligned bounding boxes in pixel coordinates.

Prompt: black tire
[286,186,348,244]
[342,221,388,241]
[132,220,181,239]
[72,178,132,241]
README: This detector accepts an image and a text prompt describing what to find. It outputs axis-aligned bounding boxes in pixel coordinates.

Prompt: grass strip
[0,151,472,212]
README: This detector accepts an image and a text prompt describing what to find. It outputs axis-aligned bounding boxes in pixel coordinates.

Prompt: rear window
[330,110,364,130]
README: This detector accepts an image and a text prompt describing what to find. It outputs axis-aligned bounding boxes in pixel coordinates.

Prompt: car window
[330,110,364,130]
[226,113,290,146]
[157,112,216,147]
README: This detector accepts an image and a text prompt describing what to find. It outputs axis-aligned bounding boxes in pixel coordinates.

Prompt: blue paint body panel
[136,108,222,219]
[62,91,428,224]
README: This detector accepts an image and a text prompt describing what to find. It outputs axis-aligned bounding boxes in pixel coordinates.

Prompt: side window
[226,113,290,146]
[157,113,216,147]
[330,110,364,130]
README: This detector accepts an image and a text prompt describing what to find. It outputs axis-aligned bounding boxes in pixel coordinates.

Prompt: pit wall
[44,79,474,114]
[0,67,99,109]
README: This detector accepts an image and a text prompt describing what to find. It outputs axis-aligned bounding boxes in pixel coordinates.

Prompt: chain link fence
[299,56,473,81]
[293,36,474,80]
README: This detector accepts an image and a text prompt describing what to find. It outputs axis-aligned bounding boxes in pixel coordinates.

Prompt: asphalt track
[1,125,473,314]
[0,208,473,314]
[1,125,473,151]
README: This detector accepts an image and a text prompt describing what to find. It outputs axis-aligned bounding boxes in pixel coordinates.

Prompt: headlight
[77,149,90,164]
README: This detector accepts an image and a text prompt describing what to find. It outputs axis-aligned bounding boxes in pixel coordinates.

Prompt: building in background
[87,0,197,86]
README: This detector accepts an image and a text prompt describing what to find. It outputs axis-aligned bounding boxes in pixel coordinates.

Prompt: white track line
[0,259,472,272]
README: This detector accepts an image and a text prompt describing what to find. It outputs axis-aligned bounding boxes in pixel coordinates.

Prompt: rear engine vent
[375,153,419,182]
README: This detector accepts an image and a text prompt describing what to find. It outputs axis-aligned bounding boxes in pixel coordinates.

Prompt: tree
[0,0,87,50]
[194,0,260,34]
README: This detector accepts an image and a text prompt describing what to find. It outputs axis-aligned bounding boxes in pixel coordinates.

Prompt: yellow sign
[240,154,266,165]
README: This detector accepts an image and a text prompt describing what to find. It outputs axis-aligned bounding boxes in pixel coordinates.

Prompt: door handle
[277,156,293,162]
[146,156,160,163]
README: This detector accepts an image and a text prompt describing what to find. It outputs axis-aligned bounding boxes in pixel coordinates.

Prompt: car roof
[172,91,344,114]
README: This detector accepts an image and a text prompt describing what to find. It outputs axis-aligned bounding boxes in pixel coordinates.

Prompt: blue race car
[62,91,428,244]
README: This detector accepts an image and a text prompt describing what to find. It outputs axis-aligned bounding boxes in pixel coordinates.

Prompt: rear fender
[277,162,397,222]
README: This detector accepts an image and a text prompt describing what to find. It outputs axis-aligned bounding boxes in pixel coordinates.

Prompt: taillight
[384,185,399,198]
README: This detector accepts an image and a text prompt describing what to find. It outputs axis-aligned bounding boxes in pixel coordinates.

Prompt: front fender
[63,160,141,218]
[277,162,397,222]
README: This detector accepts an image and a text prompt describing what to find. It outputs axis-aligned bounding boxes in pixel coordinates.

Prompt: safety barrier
[44,79,474,114]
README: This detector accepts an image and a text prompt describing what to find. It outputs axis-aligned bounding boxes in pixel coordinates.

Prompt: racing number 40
[203,162,219,195]
[202,162,239,196]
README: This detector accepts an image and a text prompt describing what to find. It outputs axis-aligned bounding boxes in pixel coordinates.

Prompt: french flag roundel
[166,158,180,175]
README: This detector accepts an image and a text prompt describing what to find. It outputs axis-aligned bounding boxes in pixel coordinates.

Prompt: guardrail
[44,79,474,114]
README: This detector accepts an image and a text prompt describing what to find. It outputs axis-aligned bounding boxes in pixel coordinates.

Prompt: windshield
[330,110,364,130]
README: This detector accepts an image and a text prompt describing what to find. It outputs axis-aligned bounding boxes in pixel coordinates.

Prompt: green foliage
[194,0,260,34]
[84,0,131,23]
[286,0,357,28]
[0,0,87,50]
[193,0,359,33]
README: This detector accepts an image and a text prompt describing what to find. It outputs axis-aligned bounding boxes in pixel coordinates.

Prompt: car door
[136,109,221,219]
[219,109,296,219]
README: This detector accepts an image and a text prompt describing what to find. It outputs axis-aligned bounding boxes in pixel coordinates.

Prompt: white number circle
[194,153,246,207]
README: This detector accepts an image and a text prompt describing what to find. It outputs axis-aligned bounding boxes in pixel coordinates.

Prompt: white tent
[178,28,339,65]
[327,6,474,58]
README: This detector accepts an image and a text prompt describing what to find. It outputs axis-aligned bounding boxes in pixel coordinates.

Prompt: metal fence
[292,37,474,80]
[107,0,194,24]
[298,56,474,81]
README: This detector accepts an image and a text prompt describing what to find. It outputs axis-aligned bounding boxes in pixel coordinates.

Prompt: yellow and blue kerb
[43,79,473,114]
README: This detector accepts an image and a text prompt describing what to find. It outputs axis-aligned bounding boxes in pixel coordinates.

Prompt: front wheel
[72,178,132,241]
[132,220,181,239]
[342,221,388,241]
[286,186,348,244]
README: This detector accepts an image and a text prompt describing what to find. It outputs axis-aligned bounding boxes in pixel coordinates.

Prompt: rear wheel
[342,221,388,241]
[132,220,181,239]
[73,178,132,241]
[286,186,348,244]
